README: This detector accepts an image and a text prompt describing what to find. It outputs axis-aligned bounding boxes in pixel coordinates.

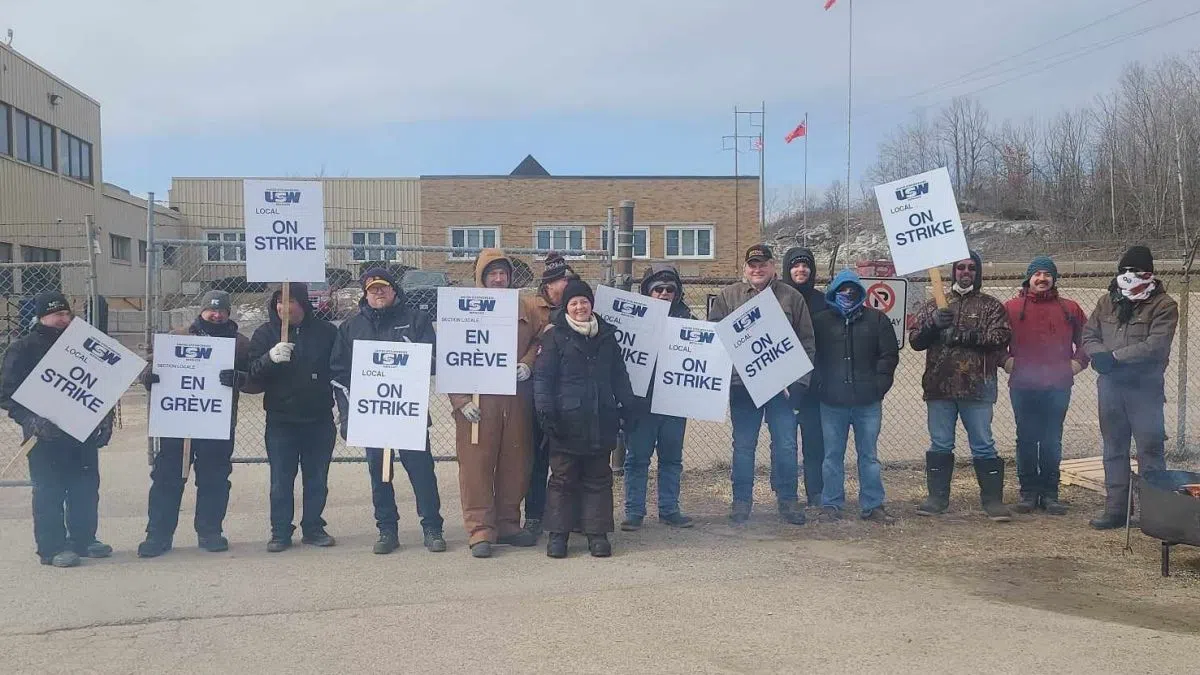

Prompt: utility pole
[843,0,855,267]
[617,200,635,292]
[723,104,766,258]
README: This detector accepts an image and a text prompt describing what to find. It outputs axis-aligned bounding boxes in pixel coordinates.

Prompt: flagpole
[803,111,809,236]
[760,100,766,233]
[843,0,854,267]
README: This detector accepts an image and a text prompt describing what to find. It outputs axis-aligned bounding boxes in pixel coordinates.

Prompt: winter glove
[332,386,350,440]
[218,369,244,388]
[27,416,62,441]
[788,382,809,409]
[932,308,954,330]
[1071,361,1084,376]
[88,411,115,447]
[141,372,160,390]
[1003,358,1015,374]
[268,342,294,364]
[515,363,531,382]
[459,402,482,424]
[1091,351,1117,374]
[537,412,558,440]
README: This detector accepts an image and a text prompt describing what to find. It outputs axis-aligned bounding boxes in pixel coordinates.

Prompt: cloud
[5,0,1196,137]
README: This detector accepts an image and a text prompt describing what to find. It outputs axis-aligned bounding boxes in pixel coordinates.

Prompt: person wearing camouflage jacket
[909,250,1013,523]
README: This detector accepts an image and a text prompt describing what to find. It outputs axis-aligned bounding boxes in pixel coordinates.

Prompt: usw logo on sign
[894,181,930,201]
[731,306,762,333]
[263,190,301,204]
[82,338,122,365]
[612,298,649,317]
[174,345,214,360]
[458,297,497,312]
[679,328,716,344]
[373,350,410,366]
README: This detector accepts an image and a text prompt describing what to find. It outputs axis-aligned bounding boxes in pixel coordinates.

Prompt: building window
[351,231,398,262]
[534,226,585,258]
[138,240,148,265]
[665,226,714,259]
[448,227,498,259]
[205,231,245,263]
[0,104,9,156]
[11,109,55,171]
[59,131,93,183]
[601,227,649,258]
[109,234,131,262]
[21,245,62,292]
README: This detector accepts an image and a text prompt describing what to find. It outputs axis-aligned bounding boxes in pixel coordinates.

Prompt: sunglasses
[954,263,977,272]
[649,285,677,294]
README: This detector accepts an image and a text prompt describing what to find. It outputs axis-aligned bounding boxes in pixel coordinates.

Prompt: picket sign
[592,285,670,397]
[280,283,291,343]
[346,340,432,454]
[712,291,813,408]
[182,438,193,480]
[650,318,732,422]
[11,318,145,443]
[0,437,37,476]
[873,167,970,310]
[471,394,480,445]
[243,179,326,284]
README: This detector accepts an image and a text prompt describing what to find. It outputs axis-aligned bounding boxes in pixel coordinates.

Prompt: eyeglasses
[365,285,392,295]
[649,286,676,295]
[954,263,977,272]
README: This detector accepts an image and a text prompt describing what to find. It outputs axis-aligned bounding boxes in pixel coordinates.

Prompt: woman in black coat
[532,279,635,558]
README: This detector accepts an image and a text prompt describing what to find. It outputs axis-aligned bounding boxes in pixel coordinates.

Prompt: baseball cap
[745,244,773,263]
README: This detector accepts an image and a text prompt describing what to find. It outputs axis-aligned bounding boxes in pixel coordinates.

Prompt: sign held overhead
[873,167,970,277]
[243,179,327,283]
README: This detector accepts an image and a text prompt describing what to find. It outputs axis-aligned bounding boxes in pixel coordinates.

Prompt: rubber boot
[1012,491,1038,514]
[916,451,954,516]
[973,457,1012,523]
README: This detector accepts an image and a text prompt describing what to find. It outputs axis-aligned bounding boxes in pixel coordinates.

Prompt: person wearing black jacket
[247,282,339,553]
[0,292,115,568]
[620,264,696,532]
[783,246,828,506]
[137,291,262,557]
[533,279,636,558]
[811,270,899,524]
[330,269,446,555]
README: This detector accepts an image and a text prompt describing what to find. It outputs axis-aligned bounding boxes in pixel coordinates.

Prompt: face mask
[835,289,860,311]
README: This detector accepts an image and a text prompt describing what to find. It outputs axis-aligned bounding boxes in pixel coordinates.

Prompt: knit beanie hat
[561,278,595,308]
[1024,256,1058,286]
[542,253,573,283]
[34,291,71,318]
[1118,245,1154,273]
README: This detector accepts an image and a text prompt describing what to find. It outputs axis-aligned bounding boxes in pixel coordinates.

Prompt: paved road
[1,428,1197,674]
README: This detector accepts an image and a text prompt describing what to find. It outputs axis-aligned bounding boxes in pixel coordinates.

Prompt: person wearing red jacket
[1003,256,1088,515]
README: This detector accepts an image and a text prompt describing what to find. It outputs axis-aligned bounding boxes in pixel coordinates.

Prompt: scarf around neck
[565,313,599,337]
[951,282,973,296]
[1116,271,1155,301]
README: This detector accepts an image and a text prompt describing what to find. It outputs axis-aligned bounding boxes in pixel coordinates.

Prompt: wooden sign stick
[928,267,949,310]
[280,282,292,342]
[0,436,37,479]
[182,438,193,480]
[382,448,393,482]
[470,393,480,445]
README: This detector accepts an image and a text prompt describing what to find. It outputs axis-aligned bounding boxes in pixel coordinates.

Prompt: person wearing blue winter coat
[810,270,899,524]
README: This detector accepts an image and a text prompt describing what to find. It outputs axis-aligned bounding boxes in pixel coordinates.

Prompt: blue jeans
[265,419,334,539]
[1010,388,1071,495]
[795,393,826,506]
[926,397,999,460]
[819,401,885,514]
[366,444,444,534]
[623,411,686,519]
[730,386,799,505]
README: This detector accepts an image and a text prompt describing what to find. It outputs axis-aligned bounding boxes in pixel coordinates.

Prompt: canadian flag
[785,122,807,144]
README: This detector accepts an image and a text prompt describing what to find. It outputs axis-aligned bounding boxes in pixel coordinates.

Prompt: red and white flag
[752,136,763,151]
[824,0,838,9]
[784,121,807,144]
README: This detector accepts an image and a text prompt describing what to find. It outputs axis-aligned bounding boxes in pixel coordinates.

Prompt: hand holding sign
[873,167,969,309]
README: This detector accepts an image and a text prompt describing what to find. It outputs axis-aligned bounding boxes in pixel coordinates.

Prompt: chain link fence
[0,221,98,485]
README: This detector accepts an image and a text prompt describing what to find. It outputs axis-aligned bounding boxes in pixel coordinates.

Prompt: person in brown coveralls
[450,249,548,558]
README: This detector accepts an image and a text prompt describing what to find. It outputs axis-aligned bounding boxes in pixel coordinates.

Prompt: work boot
[620,516,644,532]
[422,527,447,553]
[44,551,81,568]
[587,534,612,558]
[470,541,492,559]
[137,537,173,559]
[861,507,897,525]
[1089,511,1129,530]
[1042,491,1068,516]
[523,518,543,538]
[660,512,694,528]
[779,500,807,526]
[973,457,1012,523]
[729,501,752,525]
[374,530,399,554]
[301,528,336,547]
[916,451,954,516]
[79,540,113,558]
[819,506,842,523]
[1013,491,1039,514]
[498,530,537,547]
[198,535,229,553]
[266,536,292,553]
[546,532,569,559]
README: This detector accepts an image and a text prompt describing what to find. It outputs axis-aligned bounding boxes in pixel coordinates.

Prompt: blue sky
[6,0,1198,212]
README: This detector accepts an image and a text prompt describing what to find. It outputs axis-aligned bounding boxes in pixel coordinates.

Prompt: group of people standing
[0,238,1177,567]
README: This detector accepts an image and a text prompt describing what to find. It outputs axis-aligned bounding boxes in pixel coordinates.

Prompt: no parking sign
[860,277,908,348]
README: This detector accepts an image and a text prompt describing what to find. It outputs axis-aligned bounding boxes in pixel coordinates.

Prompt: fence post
[1178,279,1189,456]
[144,192,156,466]
[84,215,99,320]
[604,207,615,285]
[617,200,634,292]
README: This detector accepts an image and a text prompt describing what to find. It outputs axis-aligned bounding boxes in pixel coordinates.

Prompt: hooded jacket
[247,283,339,423]
[783,247,829,315]
[709,276,817,389]
[1082,278,1178,383]
[811,270,899,407]
[631,264,695,415]
[1004,287,1088,390]
[447,248,547,412]
[908,250,1011,401]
